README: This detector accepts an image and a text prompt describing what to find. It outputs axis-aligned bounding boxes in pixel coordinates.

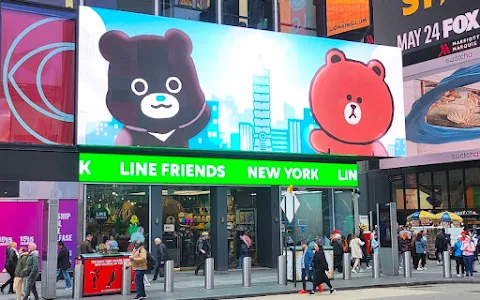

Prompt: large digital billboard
[0,3,75,145]
[77,6,406,157]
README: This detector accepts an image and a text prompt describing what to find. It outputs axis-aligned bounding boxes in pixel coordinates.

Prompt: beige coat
[131,247,148,271]
[349,238,365,259]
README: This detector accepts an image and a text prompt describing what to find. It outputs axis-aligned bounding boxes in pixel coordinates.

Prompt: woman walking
[349,234,365,273]
[415,232,427,271]
[453,236,465,277]
[309,243,335,295]
[13,248,28,300]
[130,242,147,300]
[1,242,18,294]
[461,235,476,277]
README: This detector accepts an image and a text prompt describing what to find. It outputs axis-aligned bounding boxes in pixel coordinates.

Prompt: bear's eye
[346,94,352,101]
[131,78,148,96]
[357,97,363,104]
[166,77,182,94]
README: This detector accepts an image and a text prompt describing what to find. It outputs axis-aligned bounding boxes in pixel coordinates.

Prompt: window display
[162,187,210,269]
[85,185,150,252]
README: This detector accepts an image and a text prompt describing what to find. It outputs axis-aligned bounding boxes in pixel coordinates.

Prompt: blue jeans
[237,255,244,269]
[134,270,146,298]
[464,256,474,276]
[56,269,72,288]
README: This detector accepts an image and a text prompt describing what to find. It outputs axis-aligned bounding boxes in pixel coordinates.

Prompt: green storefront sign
[79,153,358,187]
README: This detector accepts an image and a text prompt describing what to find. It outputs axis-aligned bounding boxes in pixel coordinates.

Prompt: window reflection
[465,168,480,209]
[333,190,354,237]
[419,172,434,209]
[223,0,273,30]
[449,169,464,209]
[433,171,448,209]
[85,0,155,15]
[405,174,418,210]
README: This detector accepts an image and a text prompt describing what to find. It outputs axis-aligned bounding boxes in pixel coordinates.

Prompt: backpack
[146,250,156,271]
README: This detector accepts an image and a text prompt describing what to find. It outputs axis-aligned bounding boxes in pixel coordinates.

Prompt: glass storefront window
[432,171,448,209]
[85,185,150,252]
[85,0,155,14]
[465,167,480,209]
[333,190,354,237]
[449,169,465,209]
[405,173,418,210]
[162,186,210,268]
[223,0,273,30]
[173,0,215,23]
[278,0,316,36]
[391,177,404,209]
[227,188,259,268]
[281,187,330,246]
[419,172,434,210]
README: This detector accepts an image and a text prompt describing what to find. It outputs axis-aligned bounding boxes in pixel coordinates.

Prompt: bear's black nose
[350,104,356,110]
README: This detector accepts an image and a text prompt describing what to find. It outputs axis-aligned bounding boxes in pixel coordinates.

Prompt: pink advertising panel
[0,199,78,270]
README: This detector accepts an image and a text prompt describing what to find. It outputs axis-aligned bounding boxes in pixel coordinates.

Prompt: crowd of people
[1,242,41,300]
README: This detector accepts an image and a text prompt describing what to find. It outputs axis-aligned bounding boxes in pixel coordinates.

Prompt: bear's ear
[326,49,346,65]
[99,30,130,61]
[165,29,193,57]
[367,60,386,79]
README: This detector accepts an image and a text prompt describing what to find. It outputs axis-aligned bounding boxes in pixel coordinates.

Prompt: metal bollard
[164,260,174,293]
[204,258,214,290]
[343,253,351,280]
[277,255,286,285]
[443,250,452,278]
[403,251,412,278]
[242,257,252,287]
[372,253,381,279]
[122,261,132,295]
[73,264,84,299]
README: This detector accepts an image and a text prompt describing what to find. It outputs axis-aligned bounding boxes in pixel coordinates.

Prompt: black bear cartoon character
[99,29,211,148]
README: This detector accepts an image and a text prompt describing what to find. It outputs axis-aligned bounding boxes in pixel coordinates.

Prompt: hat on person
[333,229,340,234]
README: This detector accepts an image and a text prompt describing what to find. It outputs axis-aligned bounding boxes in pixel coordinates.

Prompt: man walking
[130,242,147,300]
[152,238,169,281]
[331,230,344,273]
[57,241,72,289]
[298,240,313,294]
[22,243,39,300]
[435,228,448,265]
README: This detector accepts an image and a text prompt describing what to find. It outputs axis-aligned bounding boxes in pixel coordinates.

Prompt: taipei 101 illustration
[252,55,272,151]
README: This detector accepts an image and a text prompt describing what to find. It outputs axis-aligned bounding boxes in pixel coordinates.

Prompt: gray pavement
[236,284,480,299]
[1,264,479,300]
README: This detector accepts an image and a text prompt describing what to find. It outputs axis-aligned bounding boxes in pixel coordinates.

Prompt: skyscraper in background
[252,57,272,152]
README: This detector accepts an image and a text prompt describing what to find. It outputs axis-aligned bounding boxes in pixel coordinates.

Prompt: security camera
[354,189,361,195]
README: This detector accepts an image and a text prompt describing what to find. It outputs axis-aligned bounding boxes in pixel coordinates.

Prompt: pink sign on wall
[0,200,77,271]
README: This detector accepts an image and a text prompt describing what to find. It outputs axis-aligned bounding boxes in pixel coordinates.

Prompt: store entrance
[162,187,211,269]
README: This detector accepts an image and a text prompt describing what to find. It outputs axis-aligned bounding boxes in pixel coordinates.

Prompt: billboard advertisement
[405,62,480,156]
[79,152,359,187]
[325,0,370,37]
[77,6,406,157]
[372,0,480,66]
[0,199,78,271]
[0,3,75,145]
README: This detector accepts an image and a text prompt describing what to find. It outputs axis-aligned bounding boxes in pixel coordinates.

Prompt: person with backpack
[56,241,72,290]
[330,230,344,274]
[195,232,211,276]
[130,242,148,300]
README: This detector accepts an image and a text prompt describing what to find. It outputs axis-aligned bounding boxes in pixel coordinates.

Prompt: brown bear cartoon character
[309,49,394,157]
[99,29,210,148]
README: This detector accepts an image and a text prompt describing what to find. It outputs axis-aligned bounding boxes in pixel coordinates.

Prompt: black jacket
[5,248,18,271]
[332,239,344,256]
[156,243,169,262]
[57,247,70,270]
[312,251,329,286]
[80,240,94,254]
[435,233,448,252]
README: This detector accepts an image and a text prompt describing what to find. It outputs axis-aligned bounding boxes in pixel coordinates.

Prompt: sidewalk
[1,264,479,300]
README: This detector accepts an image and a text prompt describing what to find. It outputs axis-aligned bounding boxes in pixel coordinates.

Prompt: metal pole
[277,255,286,285]
[372,253,380,279]
[284,191,288,286]
[403,251,412,278]
[164,260,174,293]
[121,261,132,295]
[343,253,351,280]
[443,250,452,278]
[73,263,84,299]
[242,257,252,287]
[292,193,296,287]
[41,198,59,300]
[205,258,215,290]
[272,0,279,32]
